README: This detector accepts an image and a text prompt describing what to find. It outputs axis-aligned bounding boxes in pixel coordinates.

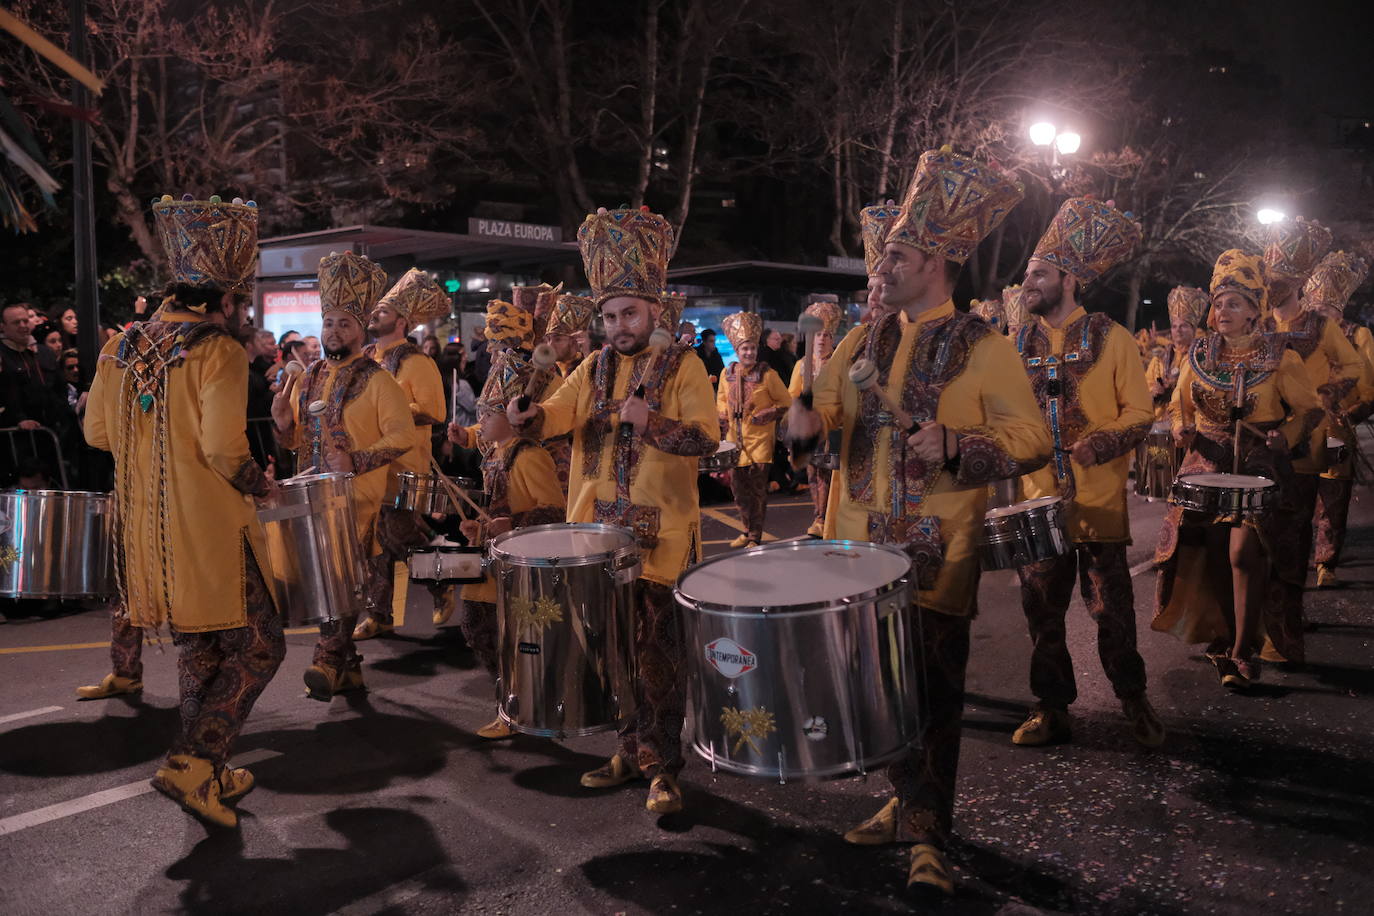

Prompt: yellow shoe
[1122,696,1165,748]
[807,520,825,538]
[151,754,237,828]
[303,662,365,700]
[906,843,954,897]
[433,589,457,626]
[843,797,900,845]
[75,673,143,700]
[218,765,255,801]
[729,534,750,549]
[476,717,517,740]
[645,773,683,814]
[1316,564,1339,588]
[351,617,393,641]
[1011,705,1071,746]
[580,753,643,789]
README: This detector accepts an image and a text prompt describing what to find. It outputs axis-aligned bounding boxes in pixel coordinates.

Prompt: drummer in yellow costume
[718,311,791,547]
[540,291,596,491]
[1146,287,1209,421]
[354,267,452,639]
[1010,197,1163,750]
[508,206,719,816]
[969,296,1006,334]
[788,296,843,536]
[790,149,1051,897]
[84,192,284,828]
[271,251,414,700]
[1153,250,1323,687]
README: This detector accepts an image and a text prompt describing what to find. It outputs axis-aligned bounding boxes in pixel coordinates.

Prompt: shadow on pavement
[366,628,479,679]
[0,701,179,775]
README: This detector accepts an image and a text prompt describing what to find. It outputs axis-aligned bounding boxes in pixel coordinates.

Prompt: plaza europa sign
[468,218,562,243]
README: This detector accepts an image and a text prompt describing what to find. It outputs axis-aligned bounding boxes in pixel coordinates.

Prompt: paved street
[2,478,1373,915]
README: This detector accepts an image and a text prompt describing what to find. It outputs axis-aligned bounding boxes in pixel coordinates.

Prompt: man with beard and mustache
[271,251,413,700]
[507,206,719,816]
[1009,198,1163,751]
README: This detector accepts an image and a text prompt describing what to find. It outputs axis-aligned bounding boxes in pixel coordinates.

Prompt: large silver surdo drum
[491,523,641,737]
[677,539,917,781]
[258,472,363,626]
[0,489,114,598]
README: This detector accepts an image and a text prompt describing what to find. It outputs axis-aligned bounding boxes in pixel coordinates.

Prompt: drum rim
[1173,473,1275,489]
[2,488,112,499]
[282,471,354,487]
[689,737,911,779]
[983,495,1061,519]
[489,522,639,567]
[674,538,912,616]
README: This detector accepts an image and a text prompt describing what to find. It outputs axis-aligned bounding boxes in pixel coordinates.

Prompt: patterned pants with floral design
[365,506,444,625]
[1016,542,1147,707]
[731,462,771,541]
[170,550,285,767]
[1314,476,1353,568]
[616,580,687,778]
[808,465,830,524]
[108,605,144,680]
[885,608,970,844]
[459,599,499,680]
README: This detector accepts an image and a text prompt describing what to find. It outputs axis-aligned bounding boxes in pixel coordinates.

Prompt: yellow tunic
[1268,311,1362,474]
[1145,346,1188,422]
[85,313,271,632]
[367,338,446,474]
[1169,347,1318,448]
[813,302,1052,616]
[285,351,414,555]
[532,344,720,585]
[1322,323,1374,480]
[716,362,791,466]
[1017,308,1154,543]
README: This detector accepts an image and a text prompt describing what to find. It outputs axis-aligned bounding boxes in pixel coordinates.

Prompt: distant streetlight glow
[1054,132,1081,155]
[1029,121,1057,147]
[1256,208,1286,225]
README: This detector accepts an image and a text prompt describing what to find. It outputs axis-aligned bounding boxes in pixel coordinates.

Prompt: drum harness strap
[1016,317,1098,500]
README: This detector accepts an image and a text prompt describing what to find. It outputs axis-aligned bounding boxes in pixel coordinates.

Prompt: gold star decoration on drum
[509,593,563,630]
[720,705,777,755]
[0,544,19,572]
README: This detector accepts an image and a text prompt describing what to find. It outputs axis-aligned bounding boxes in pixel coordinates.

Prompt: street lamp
[1029,121,1057,147]
[1256,208,1286,225]
[1054,132,1081,155]
[1027,121,1081,190]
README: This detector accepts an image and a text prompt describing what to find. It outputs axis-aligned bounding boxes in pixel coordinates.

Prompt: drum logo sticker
[704,637,757,679]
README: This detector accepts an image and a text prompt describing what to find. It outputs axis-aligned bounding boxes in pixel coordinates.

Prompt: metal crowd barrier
[0,426,70,489]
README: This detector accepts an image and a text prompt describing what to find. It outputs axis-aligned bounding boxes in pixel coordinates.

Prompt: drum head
[985,495,1060,519]
[717,441,738,454]
[1182,473,1273,489]
[678,540,909,611]
[492,523,636,565]
[284,471,352,489]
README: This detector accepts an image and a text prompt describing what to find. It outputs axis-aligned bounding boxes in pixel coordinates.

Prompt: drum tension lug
[777,748,787,786]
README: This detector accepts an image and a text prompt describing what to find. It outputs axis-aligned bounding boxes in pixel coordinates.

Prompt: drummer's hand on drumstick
[1265,429,1287,454]
[1175,426,1195,449]
[619,392,649,434]
[459,519,482,544]
[506,397,538,429]
[906,423,954,464]
[1070,439,1099,468]
[446,421,470,447]
[487,516,513,539]
[749,406,780,425]
[270,367,301,435]
[323,443,354,473]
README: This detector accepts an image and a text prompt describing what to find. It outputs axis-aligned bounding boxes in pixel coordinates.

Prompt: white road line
[0,705,64,727]
[0,748,282,838]
[1129,559,1156,578]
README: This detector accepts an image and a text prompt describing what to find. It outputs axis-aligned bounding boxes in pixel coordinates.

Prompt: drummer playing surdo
[718,311,791,548]
[1009,198,1164,749]
[788,297,842,537]
[788,151,1052,897]
[507,206,720,816]
[1146,287,1209,421]
[1152,250,1323,688]
[352,268,453,640]
[270,251,414,700]
[82,192,284,828]
[1259,218,1362,662]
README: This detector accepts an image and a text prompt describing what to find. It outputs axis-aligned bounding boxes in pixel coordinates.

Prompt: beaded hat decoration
[1002,284,1030,331]
[1166,286,1210,327]
[969,298,1006,332]
[545,293,597,339]
[377,268,449,326]
[1209,249,1270,324]
[722,311,764,352]
[887,148,1025,266]
[512,282,564,339]
[577,207,675,305]
[1263,217,1332,284]
[658,291,687,332]
[1031,197,1142,283]
[151,193,259,293]
[1302,250,1369,314]
[481,299,535,352]
[318,251,387,325]
[803,296,843,336]
[476,348,537,414]
[859,201,903,275]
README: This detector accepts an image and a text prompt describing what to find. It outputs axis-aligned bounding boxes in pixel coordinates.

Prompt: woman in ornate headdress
[788,296,843,536]
[1146,286,1209,420]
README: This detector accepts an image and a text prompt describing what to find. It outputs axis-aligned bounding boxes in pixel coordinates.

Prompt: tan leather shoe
[218,765,255,801]
[1316,564,1339,588]
[806,519,825,538]
[906,843,954,896]
[1122,695,1165,748]
[351,617,393,641]
[729,534,751,549]
[1011,705,1072,746]
[303,663,339,701]
[580,754,642,789]
[645,773,683,814]
[476,717,516,740]
[843,797,900,845]
[433,589,457,626]
[151,754,236,828]
[76,673,143,700]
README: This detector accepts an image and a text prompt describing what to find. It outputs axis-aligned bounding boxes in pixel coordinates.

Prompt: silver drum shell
[809,451,839,471]
[979,498,1072,570]
[386,471,450,515]
[1169,475,1275,518]
[0,489,114,598]
[257,472,362,626]
[699,443,740,473]
[677,539,917,781]
[491,523,641,738]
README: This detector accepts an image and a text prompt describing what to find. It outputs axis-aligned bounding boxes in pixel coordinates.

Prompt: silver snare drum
[979,496,1071,570]
[809,450,839,471]
[1325,436,1350,469]
[407,543,485,585]
[386,470,450,515]
[1134,423,1180,501]
[1170,473,1274,518]
[258,472,362,626]
[0,489,114,598]
[700,440,740,473]
[491,523,641,738]
[677,539,916,781]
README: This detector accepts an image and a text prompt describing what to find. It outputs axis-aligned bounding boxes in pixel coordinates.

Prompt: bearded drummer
[1008,198,1164,750]
[351,268,452,640]
[788,150,1051,897]
[507,206,719,816]
[1259,218,1362,662]
[718,311,791,549]
[270,251,413,701]
[788,297,842,537]
[1146,287,1209,421]
[1152,250,1322,688]
[81,192,284,827]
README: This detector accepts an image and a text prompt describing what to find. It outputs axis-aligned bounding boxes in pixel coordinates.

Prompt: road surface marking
[0,641,110,655]
[699,506,779,542]
[1129,559,1156,578]
[0,748,282,838]
[0,705,63,727]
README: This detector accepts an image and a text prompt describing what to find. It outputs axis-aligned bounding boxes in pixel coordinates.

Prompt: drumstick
[1232,366,1248,474]
[427,453,493,523]
[515,343,558,413]
[449,367,459,424]
[849,359,919,432]
[619,328,673,439]
[306,399,327,469]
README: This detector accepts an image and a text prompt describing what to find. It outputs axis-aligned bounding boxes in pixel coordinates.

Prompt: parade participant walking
[1009,197,1163,749]
[789,149,1050,897]
[82,192,283,827]
[539,292,596,490]
[1153,250,1323,687]
[271,251,413,700]
[718,311,791,548]
[507,206,719,816]
[788,297,842,536]
[1146,287,1209,420]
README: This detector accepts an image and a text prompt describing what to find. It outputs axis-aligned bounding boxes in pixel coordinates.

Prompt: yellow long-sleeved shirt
[1145,346,1189,422]
[367,338,446,474]
[813,301,1052,616]
[1267,311,1362,474]
[462,438,566,604]
[1017,308,1154,543]
[1168,337,1321,450]
[716,362,791,466]
[1321,322,1374,479]
[528,344,720,585]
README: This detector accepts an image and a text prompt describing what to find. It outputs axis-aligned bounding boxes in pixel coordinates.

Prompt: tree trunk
[630,1,660,209]
[668,39,712,258]
[1124,265,1144,331]
[108,175,164,270]
[874,0,903,198]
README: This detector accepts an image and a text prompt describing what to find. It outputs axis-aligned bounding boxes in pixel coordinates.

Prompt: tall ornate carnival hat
[969,298,1006,332]
[1208,249,1270,324]
[476,348,537,414]
[377,267,450,327]
[887,147,1025,266]
[1031,197,1141,283]
[544,292,596,338]
[1002,284,1030,332]
[1263,216,1332,289]
[803,295,843,335]
[512,282,564,339]
[481,298,535,352]
[1302,250,1369,314]
[860,201,903,274]
[722,311,764,352]
[1167,286,1210,327]
[151,192,260,293]
[318,251,387,324]
[577,207,674,305]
